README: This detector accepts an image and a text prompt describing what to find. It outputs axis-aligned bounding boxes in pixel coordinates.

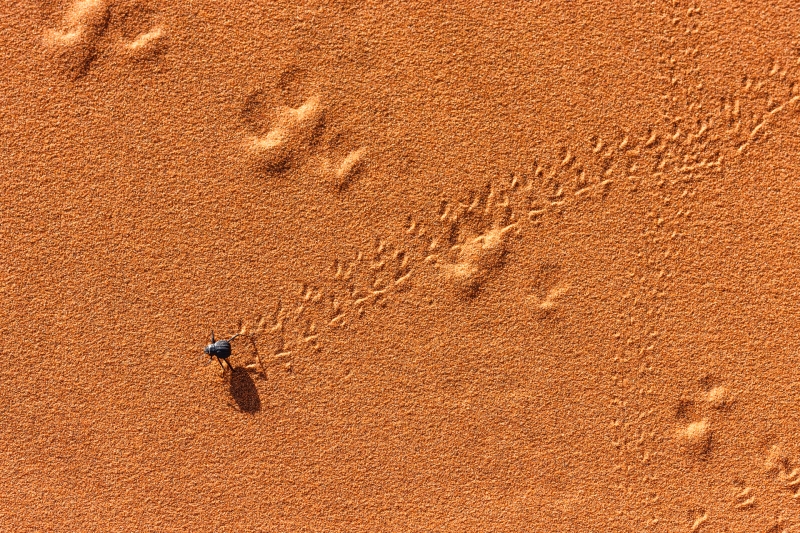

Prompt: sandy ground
[2,1,800,531]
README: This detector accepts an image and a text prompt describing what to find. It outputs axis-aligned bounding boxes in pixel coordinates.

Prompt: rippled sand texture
[2,1,800,531]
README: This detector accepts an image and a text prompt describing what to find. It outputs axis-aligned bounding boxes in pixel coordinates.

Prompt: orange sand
[2,1,800,531]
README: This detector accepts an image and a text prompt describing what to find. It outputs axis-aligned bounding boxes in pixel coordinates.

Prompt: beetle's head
[204,345,211,355]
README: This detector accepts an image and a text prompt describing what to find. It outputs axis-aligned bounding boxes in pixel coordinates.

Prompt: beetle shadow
[228,367,261,414]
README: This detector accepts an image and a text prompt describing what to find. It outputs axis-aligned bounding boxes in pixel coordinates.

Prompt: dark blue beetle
[204,330,239,371]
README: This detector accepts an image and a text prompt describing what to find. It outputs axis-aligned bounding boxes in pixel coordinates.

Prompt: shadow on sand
[228,367,261,414]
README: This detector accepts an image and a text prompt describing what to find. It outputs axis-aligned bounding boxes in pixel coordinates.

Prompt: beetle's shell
[208,340,232,359]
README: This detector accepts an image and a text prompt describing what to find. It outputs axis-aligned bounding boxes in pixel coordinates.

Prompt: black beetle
[204,330,240,371]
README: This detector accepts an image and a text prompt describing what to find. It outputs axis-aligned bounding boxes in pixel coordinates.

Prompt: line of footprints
[45,6,797,526]
[220,52,800,377]
[220,63,800,531]
[45,10,800,517]
[688,442,800,533]
[680,383,800,531]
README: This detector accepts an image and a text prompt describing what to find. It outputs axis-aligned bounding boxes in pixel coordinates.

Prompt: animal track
[245,52,800,346]
[230,284,332,377]
[247,95,325,172]
[717,62,800,156]
[598,46,780,511]
[732,485,756,510]
[45,0,109,77]
[672,381,736,458]
[44,0,167,77]
[330,238,413,323]
[227,46,800,530]
[203,45,800,533]
[602,41,800,524]
[225,237,417,378]
[765,445,800,499]
[242,86,370,189]
[329,147,367,191]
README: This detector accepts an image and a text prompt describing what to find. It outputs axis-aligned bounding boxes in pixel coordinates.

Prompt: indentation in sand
[679,419,711,455]
[247,96,324,172]
[441,224,515,297]
[45,0,109,77]
[123,26,166,58]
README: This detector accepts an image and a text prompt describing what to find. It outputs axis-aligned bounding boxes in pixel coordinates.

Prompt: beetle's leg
[216,357,226,371]
[227,333,240,343]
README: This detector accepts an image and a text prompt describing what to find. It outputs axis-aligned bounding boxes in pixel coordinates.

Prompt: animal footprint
[431,185,517,297]
[674,381,735,457]
[247,95,324,173]
[45,0,109,77]
[690,510,708,532]
[765,445,800,499]
[110,1,167,60]
[441,226,514,296]
[706,385,734,410]
[678,418,712,456]
[527,263,569,314]
[313,122,369,191]
[45,0,167,77]
[121,25,165,59]
[732,485,755,509]
[329,147,367,190]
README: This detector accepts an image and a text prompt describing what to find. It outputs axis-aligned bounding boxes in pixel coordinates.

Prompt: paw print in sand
[45,0,167,78]
[433,185,517,297]
[246,95,325,173]
[45,0,109,77]
[241,76,367,187]
[674,381,736,459]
